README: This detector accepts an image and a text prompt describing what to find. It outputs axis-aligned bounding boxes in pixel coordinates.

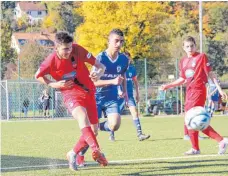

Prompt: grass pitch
[1,115,228,175]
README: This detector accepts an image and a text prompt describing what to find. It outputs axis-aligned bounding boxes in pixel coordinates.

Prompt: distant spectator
[22,98,30,117]
[42,89,52,117]
[38,94,44,115]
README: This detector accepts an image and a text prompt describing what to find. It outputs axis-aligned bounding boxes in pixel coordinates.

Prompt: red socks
[73,126,99,154]
[187,125,223,151]
[202,125,223,142]
[188,129,200,150]
[73,135,88,154]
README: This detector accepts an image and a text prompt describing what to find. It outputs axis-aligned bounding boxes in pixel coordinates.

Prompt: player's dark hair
[55,31,73,45]
[183,36,196,46]
[109,28,124,37]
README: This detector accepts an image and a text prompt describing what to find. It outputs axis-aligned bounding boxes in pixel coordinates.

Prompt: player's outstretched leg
[202,125,228,155]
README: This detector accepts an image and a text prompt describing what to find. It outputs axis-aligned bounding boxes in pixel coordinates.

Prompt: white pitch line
[1,154,227,171]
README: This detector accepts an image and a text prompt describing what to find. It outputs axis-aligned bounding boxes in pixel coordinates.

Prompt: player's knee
[109,123,120,131]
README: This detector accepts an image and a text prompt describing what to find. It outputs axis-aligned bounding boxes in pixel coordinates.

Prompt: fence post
[6,80,10,120]
[33,84,35,117]
[51,88,54,119]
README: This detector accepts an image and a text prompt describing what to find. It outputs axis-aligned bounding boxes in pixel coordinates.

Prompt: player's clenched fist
[112,76,124,85]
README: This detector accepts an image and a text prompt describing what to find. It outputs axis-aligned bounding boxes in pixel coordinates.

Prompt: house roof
[17,2,47,11]
[13,32,55,41]
[12,32,55,52]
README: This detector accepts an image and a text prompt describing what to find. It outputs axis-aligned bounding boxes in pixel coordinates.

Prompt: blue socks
[99,121,111,132]
[133,118,142,136]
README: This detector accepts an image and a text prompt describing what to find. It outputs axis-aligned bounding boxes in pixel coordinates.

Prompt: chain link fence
[0,80,70,120]
[0,80,185,120]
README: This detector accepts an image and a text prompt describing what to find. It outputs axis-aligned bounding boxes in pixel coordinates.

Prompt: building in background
[14,2,47,25]
[11,32,55,54]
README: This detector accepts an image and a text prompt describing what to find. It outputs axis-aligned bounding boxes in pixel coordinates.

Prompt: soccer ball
[185,106,211,131]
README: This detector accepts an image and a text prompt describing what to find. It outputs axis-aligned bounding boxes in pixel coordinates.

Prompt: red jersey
[179,52,211,90]
[36,43,96,95]
[179,52,212,111]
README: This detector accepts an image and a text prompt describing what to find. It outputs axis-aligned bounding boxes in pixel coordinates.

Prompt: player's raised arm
[161,77,185,91]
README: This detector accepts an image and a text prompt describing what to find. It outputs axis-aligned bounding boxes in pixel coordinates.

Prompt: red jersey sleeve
[202,53,212,75]
[179,58,186,79]
[74,44,96,65]
[35,53,54,79]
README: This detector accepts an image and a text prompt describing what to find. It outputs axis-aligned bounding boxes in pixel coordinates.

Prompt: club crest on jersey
[117,66,121,73]
[87,53,92,59]
[185,69,195,78]
[129,73,132,77]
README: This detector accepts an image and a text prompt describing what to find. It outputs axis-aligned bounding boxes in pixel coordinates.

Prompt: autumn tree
[1,21,17,79]
[19,43,51,79]
[42,2,83,33]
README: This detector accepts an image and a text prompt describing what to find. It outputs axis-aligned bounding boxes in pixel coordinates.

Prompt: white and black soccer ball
[185,106,211,131]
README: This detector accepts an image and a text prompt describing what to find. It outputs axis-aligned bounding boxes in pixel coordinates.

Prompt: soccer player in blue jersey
[75,28,129,166]
[109,51,150,141]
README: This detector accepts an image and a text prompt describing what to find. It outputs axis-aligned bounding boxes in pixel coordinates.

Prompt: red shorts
[62,90,98,125]
[185,87,206,112]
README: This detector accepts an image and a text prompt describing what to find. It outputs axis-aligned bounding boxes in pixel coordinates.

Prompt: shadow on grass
[1,155,68,173]
[120,158,228,176]
[2,155,228,175]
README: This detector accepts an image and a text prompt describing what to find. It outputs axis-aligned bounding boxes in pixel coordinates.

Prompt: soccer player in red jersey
[161,36,228,155]
[35,31,108,171]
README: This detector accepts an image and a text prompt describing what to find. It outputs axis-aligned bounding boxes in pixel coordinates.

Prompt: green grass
[1,116,228,175]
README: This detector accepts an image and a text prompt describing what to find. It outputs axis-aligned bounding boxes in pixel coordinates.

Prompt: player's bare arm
[93,75,124,87]
[89,60,106,82]
[208,71,227,100]
[161,77,185,90]
[35,70,74,89]
[122,73,128,102]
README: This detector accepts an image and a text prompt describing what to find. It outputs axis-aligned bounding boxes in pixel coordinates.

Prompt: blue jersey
[208,79,219,101]
[95,51,129,99]
[126,64,137,97]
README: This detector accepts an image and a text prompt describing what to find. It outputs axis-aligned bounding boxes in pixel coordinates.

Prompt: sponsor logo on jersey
[62,71,76,80]
[185,69,195,78]
[103,74,118,78]
[87,53,92,59]
[117,66,121,73]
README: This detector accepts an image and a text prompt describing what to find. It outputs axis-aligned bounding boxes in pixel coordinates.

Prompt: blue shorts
[118,96,136,113]
[96,97,120,119]
[211,91,219,101]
